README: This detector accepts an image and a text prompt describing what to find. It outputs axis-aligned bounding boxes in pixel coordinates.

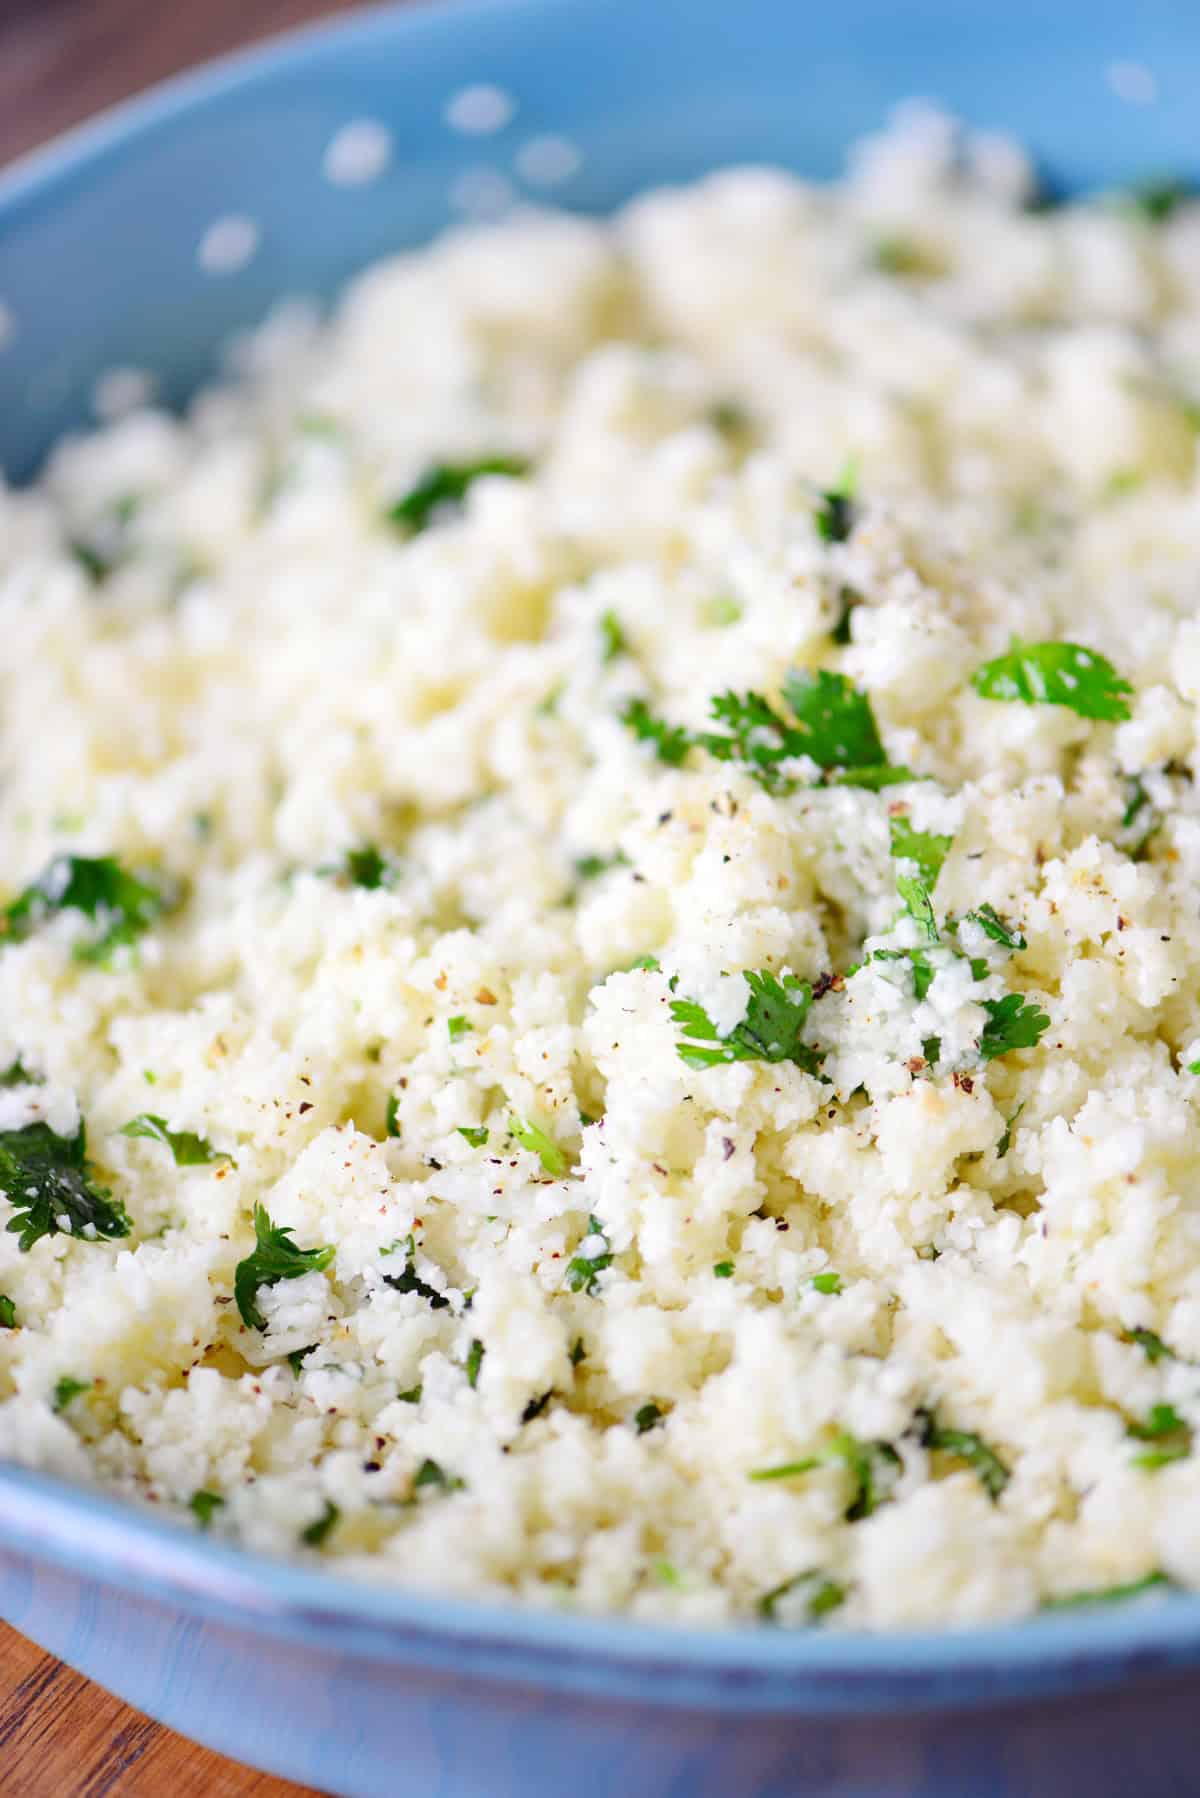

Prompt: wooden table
[0,7,389,1784]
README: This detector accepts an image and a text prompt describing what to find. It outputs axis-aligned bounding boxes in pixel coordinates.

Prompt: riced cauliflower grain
[3,108,1200,1629]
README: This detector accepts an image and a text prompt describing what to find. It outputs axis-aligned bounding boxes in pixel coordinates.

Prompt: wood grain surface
[0,5,393,1784]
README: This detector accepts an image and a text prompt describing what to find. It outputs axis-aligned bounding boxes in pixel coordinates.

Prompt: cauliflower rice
[4,108,1200,1631]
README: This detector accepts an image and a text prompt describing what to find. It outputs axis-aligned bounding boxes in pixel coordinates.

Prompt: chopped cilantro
[1,854,172,965]
[620,697,694,767]
[0,1295,15,1329]
[812,1272,843,1295]
[702,595,743,628]
[447,1015,471,1043]
[535,681,565,719]
[119,1114,230,1166]
[758,1569,846,1625]
[971,641,1133,723]
[1127,177,1192,223]
[1042,1571,1171,1611]
[749,1458,823,1482]
[1128,1402,1192,1468]
[867,947,934,1002]
[963,903,1026,950]
[574,851,629,881]
[918,1410,1010,1499]
[521,1390,553,1424]
[397,1384,422,1404]
[387,457,530,533]
[566,1216,613,1293]
[831,587,860,645]
[672,969,822,1074]
[457,1125,489,1148]
[996,1102,1025,1159]
[301,1501,340,1546]
[320,845,400,890]
[814,457,859,544]
[466,1337,484,1389]
[233,1204,334,1330]
[921,1035,942,1067]
[979,993,1051,1061]
[750,1432,900,1521]
[510,1115,568,1177]
[190,1490,224,1527]
[654,1559,682,1588]
[1,1120,130,1253]
[707,399,751,438]
[635,1402,664,1434]
[382,1235,451,1311]
[386,1094,401,1138]
[1124,1327,1173,1364]
[599,610,627,663]
[52,1376,90,1414]
[780,669,883,770]
[889,817,953,888]
[713,1260,735,1279]
[897,876,938,942]
[0,1058,40,1088]
[287,1344,318,1376]
[629,954,662,972]
[413,1457,464,1493]
[569,1336,587,1366]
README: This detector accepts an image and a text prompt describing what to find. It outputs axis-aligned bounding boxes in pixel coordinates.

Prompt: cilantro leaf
[120,1114,230,1167]
[381,1234,451,1311]
[510,1115,568,1177]
[387,457,530,533]
[971,641,1133,723]
[319,845,400,890]
[897,876,938,943]
[672,970,822,1074]
[574,851,630,881]
[889,818,953,889]
[964,904,1026,950]
[521,1390,553,1424]
[566,1215,613,1293]
[0,1058,41,1088]
[0,1295,15,1329]
[780,669,884,770]
[749,1431,900,1520]
[457,1125,489,1148]
[234,1203,334,1330]
[620,698,695,767]
[979,993,1051,1061]
[812,1272,843,1295]
[698,689,803,793]
[53,1375,91,1413]
[301,1500,340,1546]
[758,1570,846,1625]
[466,1337,484,1389]
[635,1402,664,1434]
[918,1410,1010,1499]
[599,610,627,663]
[2,855,172,965]
[1124,1327,1173,1364]
[1042,1571,1171,1611]
[413,1457,464,1494]
[1,1120,130,1253]
[190,1490,224,1527]
[814,457,859,544]
[996,1101,1025,1159]
[713,1260,735,1279]
[447,1015,471,1043]
[1128,1402,1192,1468]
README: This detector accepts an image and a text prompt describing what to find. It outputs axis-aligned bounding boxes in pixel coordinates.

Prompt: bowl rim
[2,0,1200,1709]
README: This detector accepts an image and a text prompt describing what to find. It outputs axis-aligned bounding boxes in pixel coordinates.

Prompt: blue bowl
[3,3,1200,1792]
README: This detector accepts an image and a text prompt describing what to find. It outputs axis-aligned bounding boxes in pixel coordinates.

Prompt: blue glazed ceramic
[2,3,1200,1792]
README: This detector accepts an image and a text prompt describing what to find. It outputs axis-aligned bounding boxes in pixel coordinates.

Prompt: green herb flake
[320,844,400,891]
[119,1113,230,1167]
[919,1410,1010,1499]
[758,1569,847,1625]
[1127,177,1193,223]
[750,1432,901,1521]
[963,903,1027,951]
[0,1295,15,1329]
[831,587,860,645]
[1,1120,131,1253]
[397,1384,422,1405]
[599,609,628,663]
[634,1402,664,1435]
[457,1125,489,1148]
[672,969,822,1074]
[466,1337,485,1389]
[979,993,1051,1061]
[1124,1327,1173,1364]
[287,1344,318,1377]
[996,1102,1025,1159]
[510,1115,568,1177]
[233,1204,334,1331]
[52,1376,91,1414]
[301,1500,340,1547]
[629,954,662,973]
[1042,1571,1171,1611]
[1128,1402,1192,1468]
[386,1093,401,1139]
[190,1490,224,1527]
[702,595,743,628]
[569,1336,587,1366]
[620,697,695,767]
[780,668,883,770]
[387,457,530,533]
[447,1015,472,1043]
[565,1215,613,1294]
[0,1058,40,1088]
[413,1457,464,1494]
[897,876,939,943]
[812,1272,843,1295]
[889,817,953,889]
[574,851,630,882]
[713,1260,735,1279]
[381,1236,451,1311]
[814,456,859,544]
[1,854,172,966]
[971,641,1133,723]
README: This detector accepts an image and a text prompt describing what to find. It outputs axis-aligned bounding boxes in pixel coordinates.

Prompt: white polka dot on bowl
[515,135,582,187]
[323,119,393,187]
[1106,60,1157,104]
[450,168,516,219]
[197,215,261,275]
[444,84,515,135]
